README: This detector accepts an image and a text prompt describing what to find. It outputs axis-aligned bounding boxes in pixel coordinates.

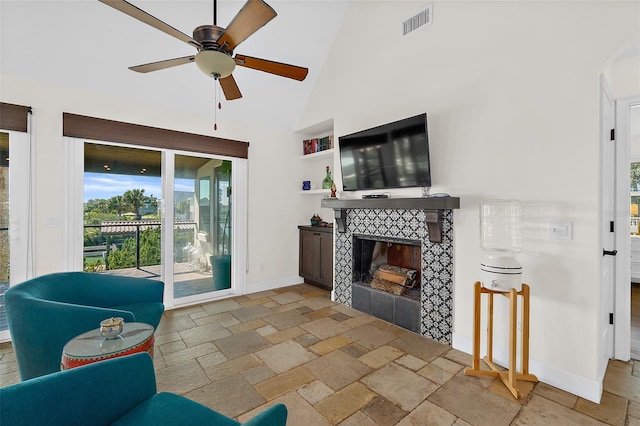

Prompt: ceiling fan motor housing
[193,25,226,49]
[193,25,236,79]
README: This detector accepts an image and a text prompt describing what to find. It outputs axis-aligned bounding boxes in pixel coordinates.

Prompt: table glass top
[63,322,154,358]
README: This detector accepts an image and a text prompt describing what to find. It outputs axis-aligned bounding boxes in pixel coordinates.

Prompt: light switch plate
[549,221,572,240]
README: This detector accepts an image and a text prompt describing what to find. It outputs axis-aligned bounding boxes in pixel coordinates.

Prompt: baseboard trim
[166,276,304,311]
[452,333,602,403]
[244,275,305,294]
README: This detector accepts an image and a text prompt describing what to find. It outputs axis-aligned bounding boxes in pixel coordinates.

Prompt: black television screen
[339,113,431,191]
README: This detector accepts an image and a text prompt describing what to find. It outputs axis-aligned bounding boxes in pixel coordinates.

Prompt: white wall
[298,1,640,401]
[607,56,640,100]
[0,74,303,291]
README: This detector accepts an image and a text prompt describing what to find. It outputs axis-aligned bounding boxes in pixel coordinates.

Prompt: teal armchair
[5,272,165,380]
[0,353,288,426]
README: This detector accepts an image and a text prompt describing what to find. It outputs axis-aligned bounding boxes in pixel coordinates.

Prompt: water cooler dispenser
[479,200,523,292]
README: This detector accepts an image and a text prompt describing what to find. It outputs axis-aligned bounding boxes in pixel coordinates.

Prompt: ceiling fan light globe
[195,50,236,79]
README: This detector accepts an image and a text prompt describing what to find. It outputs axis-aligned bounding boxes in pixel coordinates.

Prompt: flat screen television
[339,113,431,191]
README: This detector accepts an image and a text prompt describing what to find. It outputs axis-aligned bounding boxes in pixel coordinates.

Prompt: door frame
[7,130,32,284]
[0,129,33,342]
[614,95,640,360]
[600,75,616,370]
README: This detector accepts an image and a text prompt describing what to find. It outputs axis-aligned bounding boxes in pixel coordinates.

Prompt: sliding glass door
[78,140,242,309]
[171,154,233,303]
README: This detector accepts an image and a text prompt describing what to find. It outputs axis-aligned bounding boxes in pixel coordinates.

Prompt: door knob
[603,249,618,256]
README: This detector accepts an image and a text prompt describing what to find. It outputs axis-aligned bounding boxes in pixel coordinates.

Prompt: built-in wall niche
[295,119,335,197]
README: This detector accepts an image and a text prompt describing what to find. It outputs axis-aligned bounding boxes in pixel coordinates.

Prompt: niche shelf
[295,118,335,198]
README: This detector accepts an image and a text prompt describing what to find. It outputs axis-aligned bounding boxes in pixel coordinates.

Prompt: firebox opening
[352,235,421,301]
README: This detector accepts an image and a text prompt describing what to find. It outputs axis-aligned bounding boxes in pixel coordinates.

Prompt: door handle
[603,249,618,257]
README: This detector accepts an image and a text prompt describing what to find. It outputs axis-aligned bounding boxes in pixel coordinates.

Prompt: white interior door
[600,77,616,371]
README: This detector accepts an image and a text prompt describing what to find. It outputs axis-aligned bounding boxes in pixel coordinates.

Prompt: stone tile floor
[1,283,638,425]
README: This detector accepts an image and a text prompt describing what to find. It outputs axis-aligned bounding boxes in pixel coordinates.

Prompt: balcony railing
[84,221,197,271]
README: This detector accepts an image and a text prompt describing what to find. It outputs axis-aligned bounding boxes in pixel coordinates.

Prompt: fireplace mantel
[321,197,460,243]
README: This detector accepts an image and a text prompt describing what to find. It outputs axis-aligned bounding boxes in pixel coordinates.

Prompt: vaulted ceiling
[0,0,350,131]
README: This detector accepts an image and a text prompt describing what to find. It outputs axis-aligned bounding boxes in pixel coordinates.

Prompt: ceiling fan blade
[234,54,308,81]
[219,75,243,100]
[99,0,201,48]
[129,56,195,73]
[216,0,277,51]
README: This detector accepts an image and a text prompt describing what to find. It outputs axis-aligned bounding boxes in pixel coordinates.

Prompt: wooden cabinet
[299,226,334,290]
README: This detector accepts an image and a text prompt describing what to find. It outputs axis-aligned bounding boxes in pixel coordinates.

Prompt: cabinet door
[318,232,334,288]
[299,230,317,280]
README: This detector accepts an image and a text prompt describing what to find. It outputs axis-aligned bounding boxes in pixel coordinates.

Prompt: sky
[84,173,194,202]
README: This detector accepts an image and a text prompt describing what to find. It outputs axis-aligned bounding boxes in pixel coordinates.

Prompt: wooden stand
[464,281,538,399]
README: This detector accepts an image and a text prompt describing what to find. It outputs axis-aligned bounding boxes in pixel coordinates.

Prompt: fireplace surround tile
[334,208,454,343]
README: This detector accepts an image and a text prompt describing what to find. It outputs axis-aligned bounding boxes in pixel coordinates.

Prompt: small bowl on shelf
[99,317,124,339]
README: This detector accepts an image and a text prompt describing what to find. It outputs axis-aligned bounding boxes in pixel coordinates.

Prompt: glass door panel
[83,143,162,280]
[173,155,232,300]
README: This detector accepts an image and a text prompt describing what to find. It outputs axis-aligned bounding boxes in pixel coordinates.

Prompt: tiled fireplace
[321,198,459,344]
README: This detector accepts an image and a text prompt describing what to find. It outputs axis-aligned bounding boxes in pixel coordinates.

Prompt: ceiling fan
[98,0,308,101]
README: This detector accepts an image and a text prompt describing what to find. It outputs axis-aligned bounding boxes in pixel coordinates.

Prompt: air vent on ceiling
[403,4,432,36]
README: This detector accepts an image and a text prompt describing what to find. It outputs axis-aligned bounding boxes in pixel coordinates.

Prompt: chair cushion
[112,393,241,426]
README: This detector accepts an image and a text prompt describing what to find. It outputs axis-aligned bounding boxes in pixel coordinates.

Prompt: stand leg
[521,284,530,375]
[487,291,494,362]
[508,288,518,394]
[472,281,482,370]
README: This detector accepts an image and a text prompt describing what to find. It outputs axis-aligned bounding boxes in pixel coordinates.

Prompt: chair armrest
[7,296,136,380]
[242,403,288,426]
[0,353,157,426]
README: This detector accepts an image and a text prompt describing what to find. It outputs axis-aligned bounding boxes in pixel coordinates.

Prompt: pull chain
[213,79,218,131]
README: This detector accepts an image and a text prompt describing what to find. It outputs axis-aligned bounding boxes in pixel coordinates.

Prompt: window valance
[63,113,249,159]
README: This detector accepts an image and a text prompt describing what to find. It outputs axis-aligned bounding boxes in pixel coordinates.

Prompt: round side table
[61,322,154,370]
